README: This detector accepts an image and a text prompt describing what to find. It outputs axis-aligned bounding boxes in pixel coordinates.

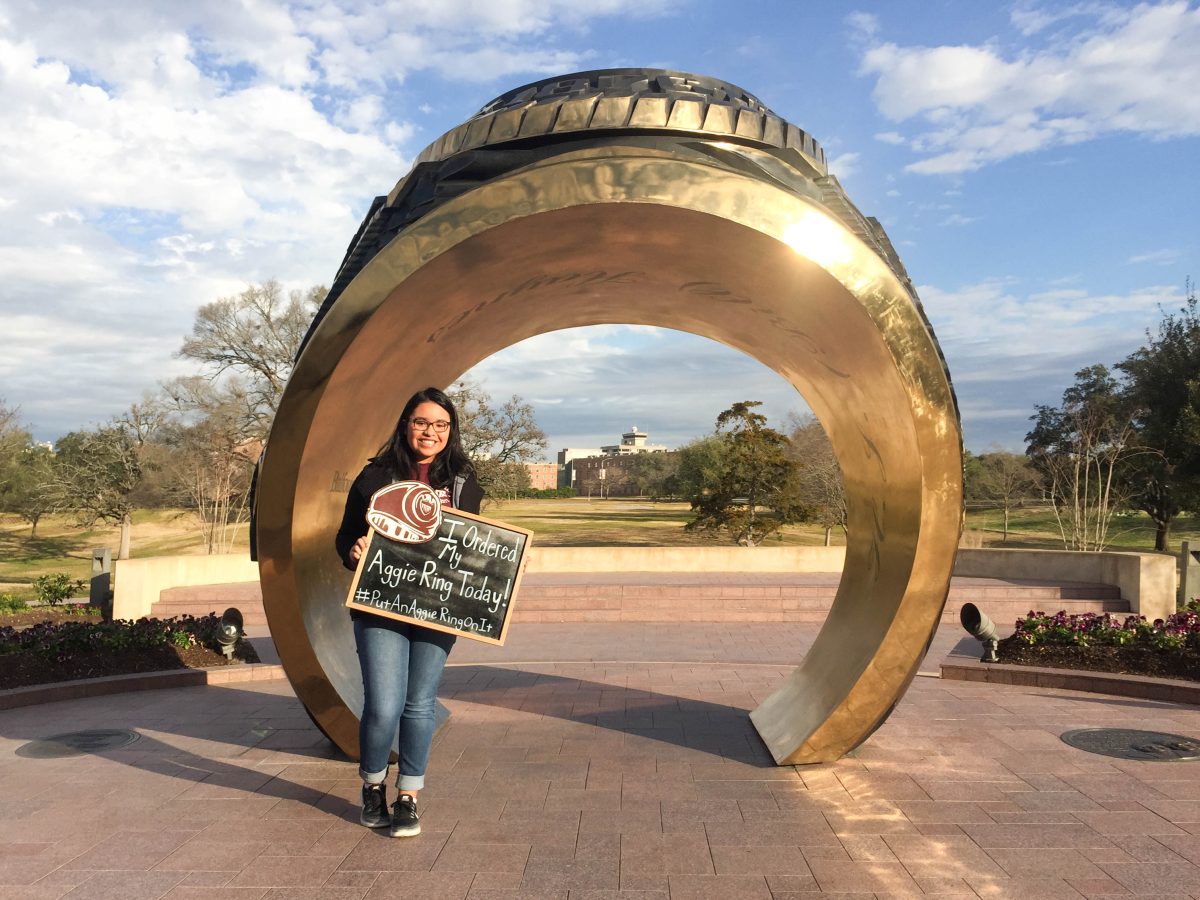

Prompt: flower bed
[997,604,1200,683]
[0,613,259,690]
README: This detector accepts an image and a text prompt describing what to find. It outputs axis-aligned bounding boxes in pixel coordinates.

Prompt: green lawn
[484,498,843,547]
[963,505,1200,554]
[4,498,1192,599]
[0,510,249,595]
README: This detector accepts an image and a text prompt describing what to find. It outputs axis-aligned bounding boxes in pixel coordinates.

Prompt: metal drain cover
[1061,728,1200,761]
[16,729,140,759]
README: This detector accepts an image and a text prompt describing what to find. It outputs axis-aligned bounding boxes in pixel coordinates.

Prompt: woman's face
[406,400,452,464]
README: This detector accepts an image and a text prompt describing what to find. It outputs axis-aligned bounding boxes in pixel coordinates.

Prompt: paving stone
[3,621,1200,897]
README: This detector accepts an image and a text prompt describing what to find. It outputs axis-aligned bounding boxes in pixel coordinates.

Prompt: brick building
[560,427,673,497]
[524,462,559,491]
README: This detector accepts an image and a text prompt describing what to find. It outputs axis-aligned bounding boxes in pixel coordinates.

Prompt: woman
[336,386,484,837]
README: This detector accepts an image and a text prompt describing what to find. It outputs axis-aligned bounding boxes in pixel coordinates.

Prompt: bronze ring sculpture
[256,69,963,765]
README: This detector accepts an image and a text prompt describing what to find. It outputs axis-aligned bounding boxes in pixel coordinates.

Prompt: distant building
[524,462,558,491]
[601,426,668,456]
[559,426,674,496]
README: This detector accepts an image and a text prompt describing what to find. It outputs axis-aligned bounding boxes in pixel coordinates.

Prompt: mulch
[0,609,261,690]
[999,635,1200,683]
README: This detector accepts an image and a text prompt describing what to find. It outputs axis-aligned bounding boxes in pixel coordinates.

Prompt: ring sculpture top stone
[256,69,964,765]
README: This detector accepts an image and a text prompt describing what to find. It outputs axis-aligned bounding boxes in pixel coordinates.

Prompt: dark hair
[375,386,474,487]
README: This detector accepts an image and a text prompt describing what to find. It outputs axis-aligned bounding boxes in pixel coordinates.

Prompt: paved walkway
[2,623,1200,899]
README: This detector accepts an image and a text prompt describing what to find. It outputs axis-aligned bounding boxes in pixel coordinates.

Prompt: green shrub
[32,573,85,606]
[0,593,29,613]
[0,612,237,661]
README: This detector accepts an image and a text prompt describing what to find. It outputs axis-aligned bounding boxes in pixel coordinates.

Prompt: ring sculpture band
[255,70,964,765]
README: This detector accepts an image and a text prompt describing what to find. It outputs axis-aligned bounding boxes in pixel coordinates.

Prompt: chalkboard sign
[344,482,532,645]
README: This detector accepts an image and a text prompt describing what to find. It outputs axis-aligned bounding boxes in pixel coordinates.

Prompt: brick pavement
[2,623,1199,898]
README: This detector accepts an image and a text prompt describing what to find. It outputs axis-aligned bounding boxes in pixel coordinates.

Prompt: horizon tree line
[2,279,1197,554]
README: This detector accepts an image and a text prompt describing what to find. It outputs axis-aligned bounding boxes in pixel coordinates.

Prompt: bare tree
[44,424,143,559]
[158,376,258,553]
[473,459,532,502]
[1027,366,1141,551]
[178,280,325,439]
[448,380,547,463]
[974,449,1043,542]
[0,400,26,468]
[786,414,846,546]
[0,401,54,535]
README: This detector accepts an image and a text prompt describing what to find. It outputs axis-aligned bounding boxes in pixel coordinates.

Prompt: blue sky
[1,1,1197,456]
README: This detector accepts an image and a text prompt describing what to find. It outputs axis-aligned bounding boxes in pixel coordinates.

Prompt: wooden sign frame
[345,506,532,645]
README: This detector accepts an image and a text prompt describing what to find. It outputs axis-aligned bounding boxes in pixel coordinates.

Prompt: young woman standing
[336,386,483,837]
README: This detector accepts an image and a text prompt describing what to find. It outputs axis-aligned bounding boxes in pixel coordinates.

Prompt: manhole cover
[1061,728,1200,761]
[15,729,140,759]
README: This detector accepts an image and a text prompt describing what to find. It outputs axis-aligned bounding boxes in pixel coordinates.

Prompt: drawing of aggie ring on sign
[367,481,443,543]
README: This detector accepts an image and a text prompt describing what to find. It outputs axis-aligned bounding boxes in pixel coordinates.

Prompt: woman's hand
[349,535,370,564]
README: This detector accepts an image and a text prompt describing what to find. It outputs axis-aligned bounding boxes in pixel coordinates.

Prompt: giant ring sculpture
[256,69,963,765]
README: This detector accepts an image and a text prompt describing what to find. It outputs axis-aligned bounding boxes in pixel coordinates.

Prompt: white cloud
[874,130,906,145]
[940,213,978,226]
[858,2,1200,173]
[918,277,1184,447]
[846,11,881,42]
[828,151,861,180]
[1127,248,1181,265]
[460,326,808,452]
[0,0,673,439]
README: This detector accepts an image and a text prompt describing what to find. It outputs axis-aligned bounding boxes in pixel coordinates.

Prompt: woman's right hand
[349,535,370,564]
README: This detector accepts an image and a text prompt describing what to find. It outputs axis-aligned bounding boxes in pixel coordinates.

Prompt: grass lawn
[484,498,844,547]
[0,509,249,594]
[963,505,1200,553]
[5,498,1194,598]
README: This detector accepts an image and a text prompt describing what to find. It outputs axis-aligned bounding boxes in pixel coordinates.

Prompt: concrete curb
[0,663,286,711]
[940,657,1200,705]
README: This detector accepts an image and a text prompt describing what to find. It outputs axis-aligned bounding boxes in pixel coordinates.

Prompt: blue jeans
[353,615,455,790]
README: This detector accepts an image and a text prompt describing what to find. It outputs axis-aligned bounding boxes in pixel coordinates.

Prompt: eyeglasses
[408,418,451,433]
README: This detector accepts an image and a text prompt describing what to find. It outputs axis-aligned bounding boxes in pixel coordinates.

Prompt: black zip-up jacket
[335,459,484,570]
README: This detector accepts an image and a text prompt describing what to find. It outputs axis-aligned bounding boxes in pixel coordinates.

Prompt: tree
[786,415,846,546]
[158,380,257,554]
[0,401,54,536]
[178,280,326,440]
[2,444,55,536]
[1026,366,1140,551]
[446,380,547,501]
[44,424,143,559]
[1115,280,1200,551]
[684,401,809,546]
[0,400,27,468]
[448,380,547,464]
[628,452,680,499]
[473,460,531,502]
[973,449,1043,542]
[674,434,728,506]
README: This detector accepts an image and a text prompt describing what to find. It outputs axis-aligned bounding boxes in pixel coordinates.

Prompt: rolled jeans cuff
[397,773,425,790]
[360,766,387,785]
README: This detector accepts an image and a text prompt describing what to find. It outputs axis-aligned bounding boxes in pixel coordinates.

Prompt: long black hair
[375,387,475,487]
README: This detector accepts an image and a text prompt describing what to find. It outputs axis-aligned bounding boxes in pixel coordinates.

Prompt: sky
[1,0,1197,457]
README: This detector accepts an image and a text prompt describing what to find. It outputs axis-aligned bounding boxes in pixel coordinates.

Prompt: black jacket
[335,459,484,570]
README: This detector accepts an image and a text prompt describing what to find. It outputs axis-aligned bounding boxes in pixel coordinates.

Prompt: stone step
[150,574,1130,627]
[152,582,268,626]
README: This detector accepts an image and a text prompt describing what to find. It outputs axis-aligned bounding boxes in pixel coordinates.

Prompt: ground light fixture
[218,607,243,660]
[959,602,1000,662]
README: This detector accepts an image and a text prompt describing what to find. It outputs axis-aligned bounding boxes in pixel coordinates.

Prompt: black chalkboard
[345,506,532,645]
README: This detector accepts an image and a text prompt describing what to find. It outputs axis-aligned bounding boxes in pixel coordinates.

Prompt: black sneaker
[360,784,389,828]
[389,793,420,838]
